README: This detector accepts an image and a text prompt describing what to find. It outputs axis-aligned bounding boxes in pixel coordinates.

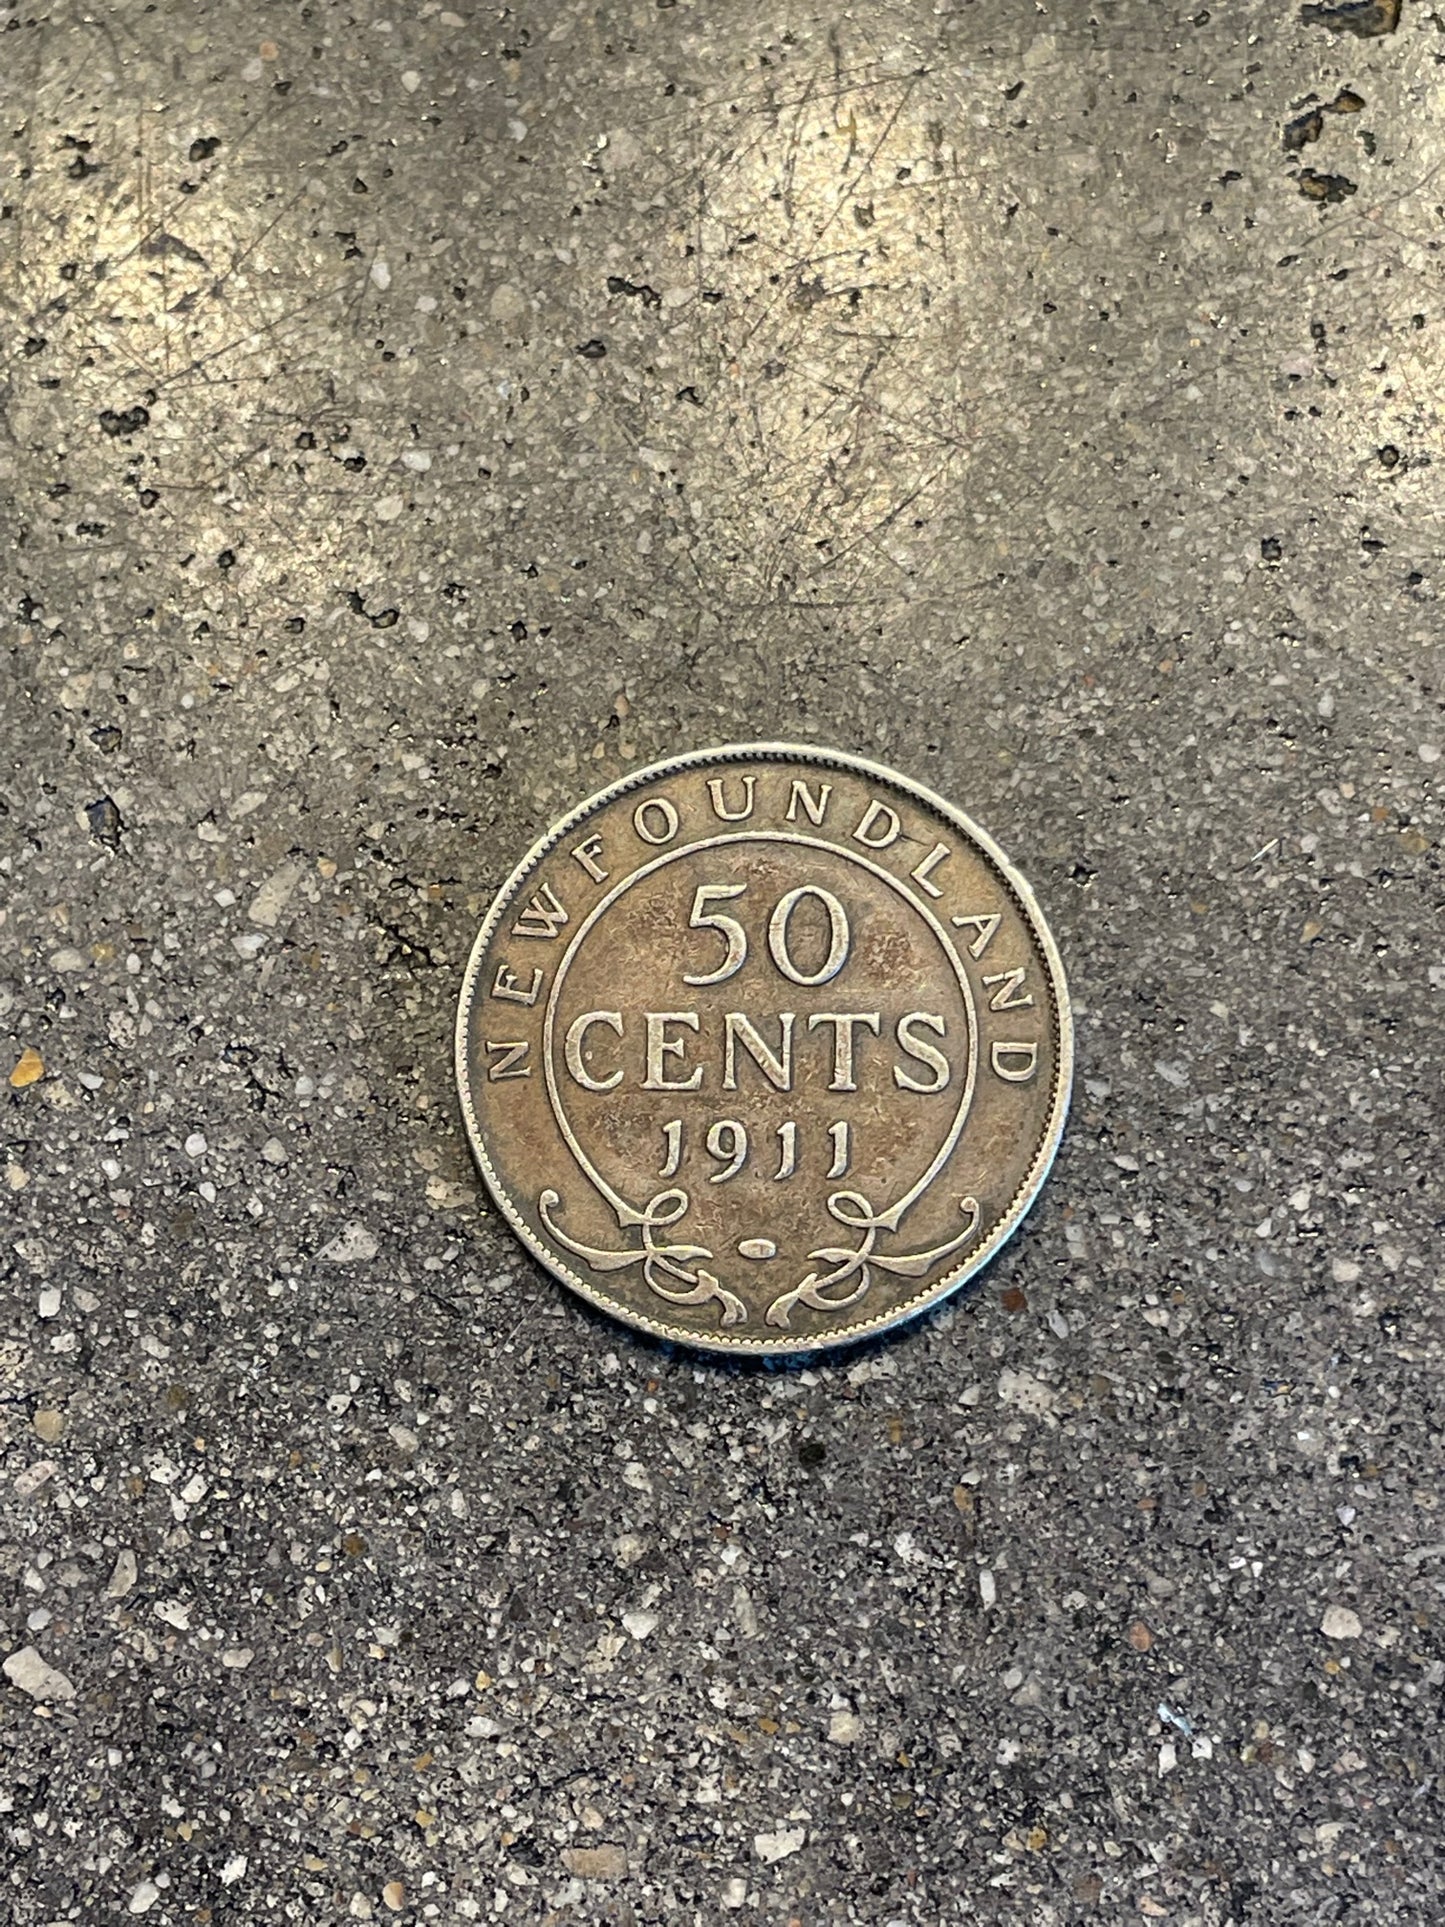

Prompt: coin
[455,746,1072,1355]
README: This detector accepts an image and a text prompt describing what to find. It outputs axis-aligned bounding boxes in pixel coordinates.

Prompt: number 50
[682,882,850,989]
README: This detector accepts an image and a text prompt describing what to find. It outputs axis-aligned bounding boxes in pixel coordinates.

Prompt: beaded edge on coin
[455,743,1073,1355]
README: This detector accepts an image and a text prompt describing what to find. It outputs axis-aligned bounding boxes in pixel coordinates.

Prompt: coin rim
[455,743,1073,1355]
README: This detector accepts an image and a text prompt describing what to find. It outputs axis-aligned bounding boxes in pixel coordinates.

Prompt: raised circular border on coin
[455,744,1072,1355]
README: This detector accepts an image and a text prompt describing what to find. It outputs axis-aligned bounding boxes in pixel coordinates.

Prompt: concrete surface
[2,1,1442,1921]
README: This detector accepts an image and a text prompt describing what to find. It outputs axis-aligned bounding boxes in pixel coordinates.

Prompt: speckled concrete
[2,1,1443,1922]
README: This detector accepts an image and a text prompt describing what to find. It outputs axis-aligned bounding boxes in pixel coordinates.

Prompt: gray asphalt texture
[2,2,1443,1923]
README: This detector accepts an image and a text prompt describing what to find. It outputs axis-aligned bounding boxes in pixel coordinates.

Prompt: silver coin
[456,745,1072,1354]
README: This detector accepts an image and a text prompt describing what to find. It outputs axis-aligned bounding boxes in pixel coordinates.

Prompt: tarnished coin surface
[456,746,1072,1355]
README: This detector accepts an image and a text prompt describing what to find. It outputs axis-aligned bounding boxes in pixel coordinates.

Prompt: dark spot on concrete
[1261,536,1283,562]
[606,274,662,309]
[217,548,236,570]
[89,725,122,754]
[1298,169,1357,202]
[797,1438,827,1467]
[1300,0,1400,34]
[188,136,221,162]
[1283,107,1325,152]
[346,589,399,629]
[1283,90,1368,150]
[98,405,149,437]
[143,231,208,266]
[576,338,607,358]
[85,797,123,849]
[1379,444,1400,468]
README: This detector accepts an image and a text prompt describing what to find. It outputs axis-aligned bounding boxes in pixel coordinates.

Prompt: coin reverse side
[456,746,1072,1355]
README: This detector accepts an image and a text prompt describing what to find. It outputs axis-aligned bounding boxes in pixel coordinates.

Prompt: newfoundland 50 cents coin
[456,746,1071,1355]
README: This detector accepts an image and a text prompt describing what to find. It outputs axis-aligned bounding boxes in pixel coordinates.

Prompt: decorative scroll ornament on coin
[455,746,1072,1355]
